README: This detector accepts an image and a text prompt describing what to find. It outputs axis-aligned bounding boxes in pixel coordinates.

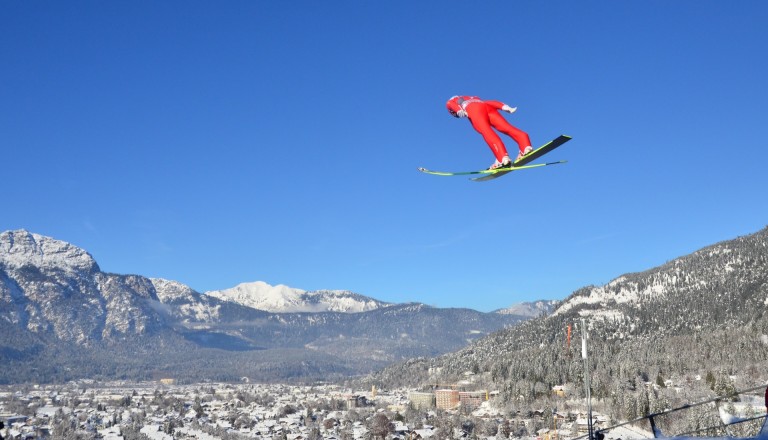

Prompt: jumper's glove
[456,109,467,118]
[501,104,517,114]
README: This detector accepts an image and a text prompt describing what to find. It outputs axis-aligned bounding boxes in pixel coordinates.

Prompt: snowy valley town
[3,228,768,439]
[0,378,653,440]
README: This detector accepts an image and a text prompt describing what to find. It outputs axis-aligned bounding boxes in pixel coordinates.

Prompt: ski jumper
[446,96,532,162]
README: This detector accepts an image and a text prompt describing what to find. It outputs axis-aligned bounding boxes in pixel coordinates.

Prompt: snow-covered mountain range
[205,281,389,313]
[6,226,768,390]
[0,229,534,383]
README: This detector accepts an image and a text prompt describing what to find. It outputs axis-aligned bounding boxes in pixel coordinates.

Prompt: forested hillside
[361,226,768,423]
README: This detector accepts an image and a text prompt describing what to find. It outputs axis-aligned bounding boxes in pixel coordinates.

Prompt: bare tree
[370,413,394,439]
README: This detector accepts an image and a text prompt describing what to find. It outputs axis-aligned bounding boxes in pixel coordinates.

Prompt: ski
[417,135,572,181]
[417,160,567,179]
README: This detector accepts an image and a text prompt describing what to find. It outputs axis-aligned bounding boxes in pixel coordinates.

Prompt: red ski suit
[446,96,532,162]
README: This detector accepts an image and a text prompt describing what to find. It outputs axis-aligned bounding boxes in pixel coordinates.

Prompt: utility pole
[581,318,594,440]
[553,408,559,440]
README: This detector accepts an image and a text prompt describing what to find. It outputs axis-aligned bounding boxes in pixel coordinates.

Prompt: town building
[458,391,486,410]
[435,389,459,410]
[408,392,435,410]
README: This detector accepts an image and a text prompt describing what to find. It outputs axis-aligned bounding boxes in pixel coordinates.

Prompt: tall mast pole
[581,318,594,440]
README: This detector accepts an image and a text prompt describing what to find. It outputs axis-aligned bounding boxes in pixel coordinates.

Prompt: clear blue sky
[3,2,767,312]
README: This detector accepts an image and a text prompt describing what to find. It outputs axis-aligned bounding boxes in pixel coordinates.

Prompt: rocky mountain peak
[0,229,99,273]
[151,278,199,304]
